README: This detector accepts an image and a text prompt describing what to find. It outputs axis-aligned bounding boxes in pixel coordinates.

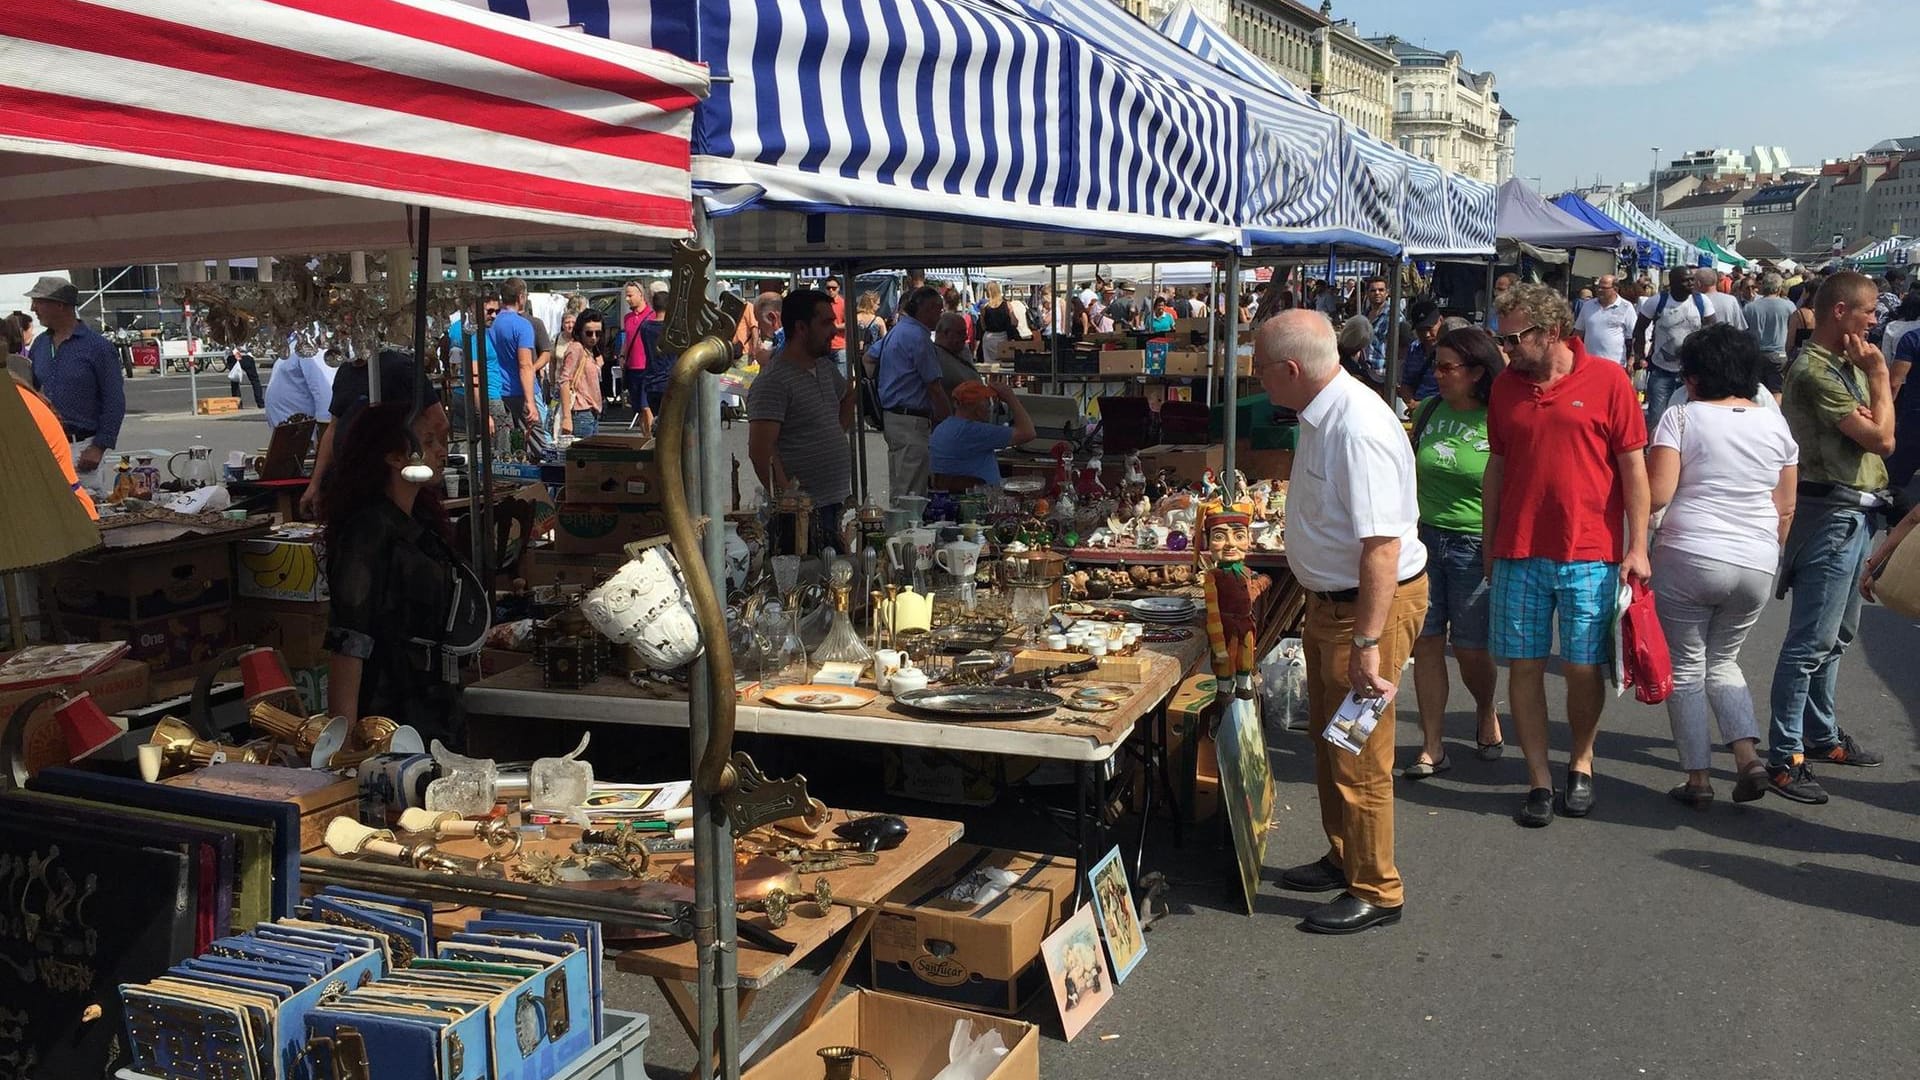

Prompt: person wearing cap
[1397,302,1446,405]
[26,275,123,490]
[928,381,1035,489]
[1256,309,1428,935]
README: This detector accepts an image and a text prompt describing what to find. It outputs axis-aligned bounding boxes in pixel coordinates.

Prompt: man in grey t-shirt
[748,289,853,552]
[1744,271,1795,395]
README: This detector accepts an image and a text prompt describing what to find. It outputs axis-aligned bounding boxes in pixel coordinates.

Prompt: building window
[1423,91,1434,112]
[1399,90,1411,111]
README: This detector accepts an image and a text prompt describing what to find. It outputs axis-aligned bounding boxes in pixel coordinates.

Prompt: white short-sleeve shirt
[1651,399,1798,573]
[1284,372,1429,592]
[1575,296,1638,364]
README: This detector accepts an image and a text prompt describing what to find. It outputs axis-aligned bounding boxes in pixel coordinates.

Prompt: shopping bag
[1620,577,1672,705]
[1873,524,1920,618]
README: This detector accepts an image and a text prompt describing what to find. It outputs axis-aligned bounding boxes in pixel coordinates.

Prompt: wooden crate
[196,396,241,414]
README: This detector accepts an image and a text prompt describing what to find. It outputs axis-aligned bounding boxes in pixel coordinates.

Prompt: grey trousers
[881,411,931,501]
[1651,545,1774,770]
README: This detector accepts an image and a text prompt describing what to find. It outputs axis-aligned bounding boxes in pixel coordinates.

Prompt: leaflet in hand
[1322,686,1395,755]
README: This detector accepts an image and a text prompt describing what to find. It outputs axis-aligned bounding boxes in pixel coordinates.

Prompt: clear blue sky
[1338,0,1916,191]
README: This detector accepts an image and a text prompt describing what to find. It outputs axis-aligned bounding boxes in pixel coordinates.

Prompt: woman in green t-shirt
[1404,327,1506,778]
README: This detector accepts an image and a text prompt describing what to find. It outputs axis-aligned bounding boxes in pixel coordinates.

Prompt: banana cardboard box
[237,534,329,604]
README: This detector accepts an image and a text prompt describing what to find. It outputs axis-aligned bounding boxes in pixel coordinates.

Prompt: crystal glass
[812,560,872,665]
[1010,584,1052,648]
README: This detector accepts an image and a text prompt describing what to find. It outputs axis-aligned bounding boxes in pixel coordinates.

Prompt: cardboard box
[871,845,1077,1015]
[53,543,232,620]
[564,433,661,504]
[521,546,628,590]
[230,599,330,670]
[291,663,328,716]
[1236,445,1294,481]
[58,608,232,678]
[552,503,673,555]
[1164,349,1210,377]
[744,990,1037,1080]
[1138,443,1224,482]
[0,658,150,777]
[235,536,328,603]
[1096,349,1146,376]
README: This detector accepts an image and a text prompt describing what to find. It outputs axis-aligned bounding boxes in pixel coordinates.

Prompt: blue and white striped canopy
[1160,0,1494,256]
[466,0,1243,263]
[1849,234,1914,266]
[1004,0,1384,254]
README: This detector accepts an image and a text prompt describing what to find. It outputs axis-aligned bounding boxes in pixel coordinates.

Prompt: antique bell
[141,717,263,780]
[249,701,333,754]
[817,1046,892,1080]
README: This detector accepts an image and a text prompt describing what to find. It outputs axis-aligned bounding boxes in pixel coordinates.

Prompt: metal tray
[891,686,1063,720]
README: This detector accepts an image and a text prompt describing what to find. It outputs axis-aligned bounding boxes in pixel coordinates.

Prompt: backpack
[1409,397,1443,448]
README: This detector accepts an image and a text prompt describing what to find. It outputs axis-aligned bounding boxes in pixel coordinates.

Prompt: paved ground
[115,378,1920,1079]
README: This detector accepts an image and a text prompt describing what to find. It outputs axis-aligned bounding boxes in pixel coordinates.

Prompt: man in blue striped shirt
[27,276,123,487]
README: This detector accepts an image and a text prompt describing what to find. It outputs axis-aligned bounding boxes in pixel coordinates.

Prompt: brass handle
[656,333,740,797]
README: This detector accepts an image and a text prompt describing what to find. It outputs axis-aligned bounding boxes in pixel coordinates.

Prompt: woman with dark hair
[1405,326,1507,775]
[1647,323,1798,807]
[1789,275,1820,357]
[322,401,485,747]
[1069,294,1091,338]
[557,308,605,437]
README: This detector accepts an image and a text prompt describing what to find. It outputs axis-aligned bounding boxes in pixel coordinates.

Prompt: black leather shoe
[1278,856,1347,893]
[1301,892,1402,935]
[1516,787,1554,828]
[1562,770,1596,817]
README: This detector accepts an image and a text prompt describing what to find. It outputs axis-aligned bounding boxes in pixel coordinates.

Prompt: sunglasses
[581,330,602,337]
[483,307,501,318]
[1497,326,1539,350]
[1433,361,1474,374]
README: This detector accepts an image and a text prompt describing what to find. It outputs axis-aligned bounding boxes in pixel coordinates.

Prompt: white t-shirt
[1575,296,1638,364]
[1637,291,1714,371]
[1285,371,1428,591]
[1651,400,1798,573]
[1704,289,1747,332]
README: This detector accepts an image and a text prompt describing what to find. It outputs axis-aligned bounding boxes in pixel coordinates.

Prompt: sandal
[1731,763,1770,803]
[1475,739,1505,762]
[1668,783,1715,809]
[1403,753,1452,779]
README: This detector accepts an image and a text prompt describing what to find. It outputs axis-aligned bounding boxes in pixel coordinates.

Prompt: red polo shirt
[1487,337,1647,562]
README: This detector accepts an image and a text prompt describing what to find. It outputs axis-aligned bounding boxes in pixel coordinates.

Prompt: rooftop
[1665,188,1748,211]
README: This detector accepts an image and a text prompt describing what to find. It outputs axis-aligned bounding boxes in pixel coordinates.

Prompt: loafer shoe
[1516,787,1554,828]
[1278,856,1347,893]
[1561,770,1596,817]
[1301,892,1402,935]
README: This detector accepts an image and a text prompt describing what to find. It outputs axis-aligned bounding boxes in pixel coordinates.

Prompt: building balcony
[1393,108,1454,123]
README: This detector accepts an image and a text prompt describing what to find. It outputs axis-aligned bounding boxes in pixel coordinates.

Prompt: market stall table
[464,633,1208,893]
[403,809,965,1065]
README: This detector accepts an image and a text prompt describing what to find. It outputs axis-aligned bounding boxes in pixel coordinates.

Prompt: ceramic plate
[760,685,879,711]
[892,687,1063,720]
[1129,597,1196,616]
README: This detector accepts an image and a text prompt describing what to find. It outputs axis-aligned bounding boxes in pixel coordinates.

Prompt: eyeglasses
[1433,361,1473,374]
[1496,326,1540,350]
[581,330,602,338]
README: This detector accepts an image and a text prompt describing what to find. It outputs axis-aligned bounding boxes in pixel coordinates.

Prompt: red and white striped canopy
[0,0,705,272]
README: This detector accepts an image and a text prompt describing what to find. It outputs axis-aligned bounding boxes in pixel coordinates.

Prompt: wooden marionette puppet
[1199,507,1256,680]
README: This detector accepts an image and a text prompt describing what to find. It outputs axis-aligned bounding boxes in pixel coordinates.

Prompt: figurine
[1074,455,1106,501]
[1198,507,1255,679]
[1047,442,1072,498]
[581,546,704,669]
[1124,452,1146,491]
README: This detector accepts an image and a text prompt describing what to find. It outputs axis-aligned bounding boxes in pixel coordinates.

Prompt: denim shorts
[1489,558,1620,665]
[1418,525,1490,649]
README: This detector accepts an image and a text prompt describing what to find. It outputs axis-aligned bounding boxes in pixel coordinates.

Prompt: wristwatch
[1351,634,1381,650]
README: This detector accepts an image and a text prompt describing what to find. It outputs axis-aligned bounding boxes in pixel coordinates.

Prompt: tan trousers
[1303,575,1428,907]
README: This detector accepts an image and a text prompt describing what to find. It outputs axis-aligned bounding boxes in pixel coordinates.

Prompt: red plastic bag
[1620,578,1672,705]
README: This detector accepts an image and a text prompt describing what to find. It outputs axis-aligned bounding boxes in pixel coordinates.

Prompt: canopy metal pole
[1060,262,1072,397]
[469,278,494,587]
[409,208,431,415]
[1221,252,1242,484]
[689,207,741,1080]
[1204,264,1219,407]
[844,261,866,507]
[1485,260,1498,327]
[1384,257,1405,407]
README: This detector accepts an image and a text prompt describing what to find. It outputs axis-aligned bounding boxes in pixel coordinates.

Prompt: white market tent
[0,0,704,272]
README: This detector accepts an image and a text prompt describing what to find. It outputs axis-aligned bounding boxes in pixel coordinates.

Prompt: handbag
[1873,522,1920,618]
[1620,577,1673,705]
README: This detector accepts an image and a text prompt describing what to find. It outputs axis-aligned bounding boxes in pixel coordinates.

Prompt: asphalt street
[112,371,1919,1080]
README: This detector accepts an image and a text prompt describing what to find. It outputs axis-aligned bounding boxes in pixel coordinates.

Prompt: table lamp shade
[0,382,100,572]
[238,646,296,708]
[55,691,122,761]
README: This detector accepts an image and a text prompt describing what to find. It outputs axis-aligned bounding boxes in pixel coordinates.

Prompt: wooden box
[162,763,360,853]
[1011,648,1151,684]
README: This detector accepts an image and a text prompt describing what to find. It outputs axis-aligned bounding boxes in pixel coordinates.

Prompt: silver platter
[892,687,1063,720]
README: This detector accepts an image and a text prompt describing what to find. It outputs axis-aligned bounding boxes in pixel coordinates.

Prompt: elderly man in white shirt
[263,341,337,428]
[1254,309,1429,936]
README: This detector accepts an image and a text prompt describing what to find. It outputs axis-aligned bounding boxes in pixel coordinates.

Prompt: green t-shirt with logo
[1413,399,1492,533]
[1782,342,1890,491]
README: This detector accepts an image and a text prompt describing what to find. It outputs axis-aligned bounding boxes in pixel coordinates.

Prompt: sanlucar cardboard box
[870,845,1075,1014]
[742,990,1037,1080]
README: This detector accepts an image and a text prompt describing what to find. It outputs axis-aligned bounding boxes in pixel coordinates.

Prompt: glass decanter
[764,555,811,688]
[811,559,872,665]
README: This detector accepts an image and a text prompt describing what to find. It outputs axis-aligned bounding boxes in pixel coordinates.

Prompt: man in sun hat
[26,275,123,493]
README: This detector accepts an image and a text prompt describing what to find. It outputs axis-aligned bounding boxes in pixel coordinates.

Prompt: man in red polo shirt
[1483,284,1650,828]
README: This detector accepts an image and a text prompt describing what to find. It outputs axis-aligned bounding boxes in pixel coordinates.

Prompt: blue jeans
[570,410,599,437]
[1418,525,1490,649]
[1644,366,1685,432]
[1767,501,1872,766]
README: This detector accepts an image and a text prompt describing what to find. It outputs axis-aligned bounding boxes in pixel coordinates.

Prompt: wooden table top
[466,632,1208,762]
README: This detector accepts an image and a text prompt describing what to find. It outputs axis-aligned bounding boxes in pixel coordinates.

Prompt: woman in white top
[1648,324,1799,808]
